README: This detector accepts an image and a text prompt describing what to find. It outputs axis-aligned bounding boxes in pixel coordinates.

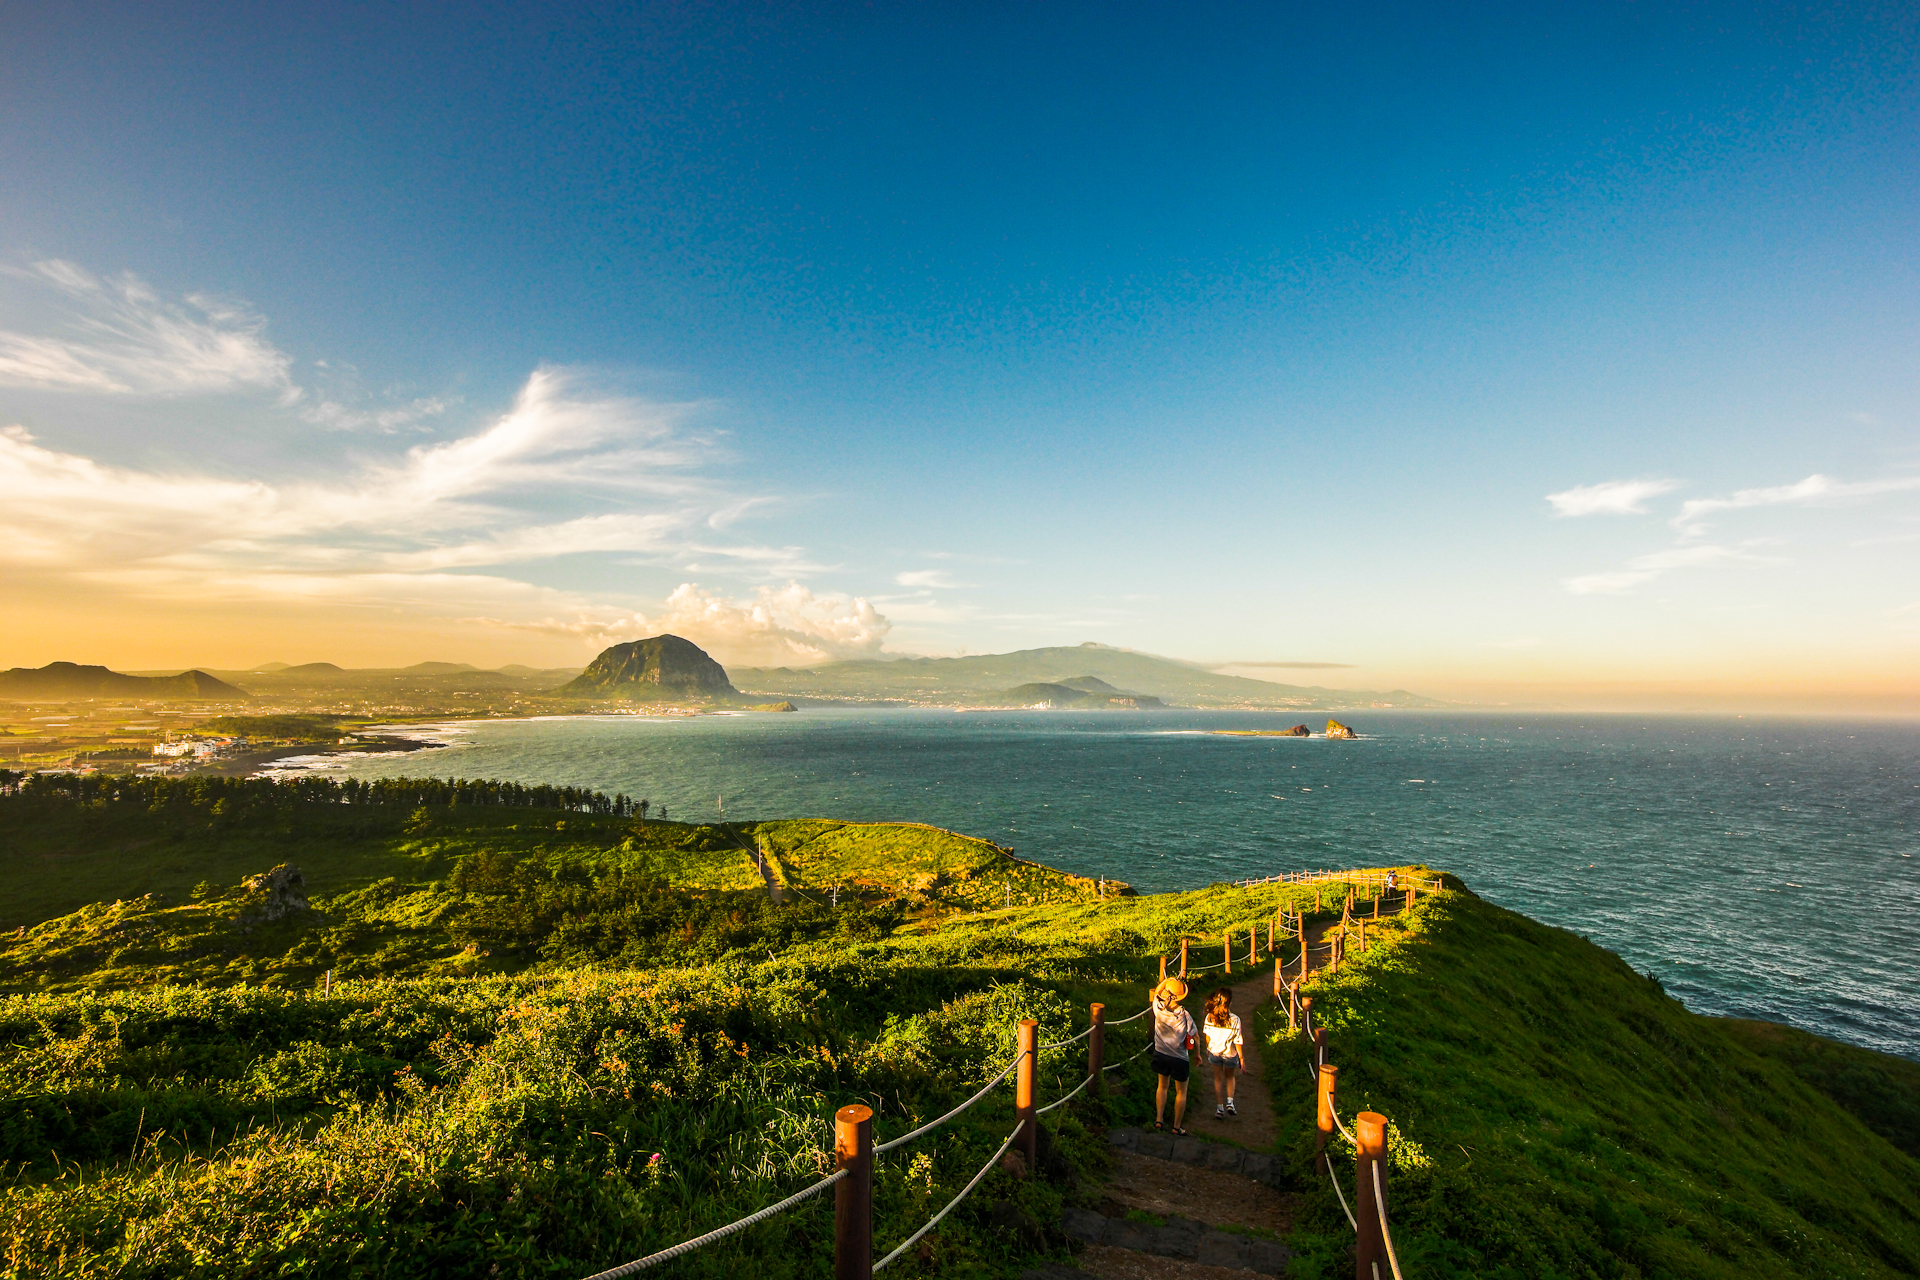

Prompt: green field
[2,773,1916,1279]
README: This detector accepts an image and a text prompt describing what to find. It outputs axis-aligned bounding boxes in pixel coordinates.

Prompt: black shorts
[1150,1052,1190,1082]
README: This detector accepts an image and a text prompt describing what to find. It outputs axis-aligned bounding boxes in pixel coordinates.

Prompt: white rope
[1330,1108,1356,1144]
[1106,1005,1154,1025]
[872,1120,1024,1271]
[1105,1043,1152,1071]
[1373,1161,1407,1280]
[1326,1158,1357,1231]
[1040,1025,1095,1050]
[875,1051,1028,1156]
[1037,1070,1095,1114]
[579,1167,848,1278]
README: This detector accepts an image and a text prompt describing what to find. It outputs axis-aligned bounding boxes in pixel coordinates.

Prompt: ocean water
[272,709,1920,1060]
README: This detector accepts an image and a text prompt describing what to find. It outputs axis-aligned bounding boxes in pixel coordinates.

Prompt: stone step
[1059,1206,1292,1275]
[1104,1126,1279,1185]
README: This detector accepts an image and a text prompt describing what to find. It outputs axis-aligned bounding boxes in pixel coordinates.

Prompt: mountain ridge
[735,643,1443,709]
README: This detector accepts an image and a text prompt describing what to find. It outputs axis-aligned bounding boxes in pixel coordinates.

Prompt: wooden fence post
[1358,917,1367,951]
[1180,938,1189,978]
[1287,981,1298,1034]
[1313,1025,1326,1069]
[1268,913,1276,954]
[834,1104,873,1280]
[1272,956,1282,1001]
[1249,925,1258,965]
[1354,1111,1388,1280]
[1159,954,1167,981]
[1314,1062,1339,1173]
[1015,1020,1038,1170]
[1372,893,1380,921]
[1089,1002,1106,1098]
[1224,930,1232,975]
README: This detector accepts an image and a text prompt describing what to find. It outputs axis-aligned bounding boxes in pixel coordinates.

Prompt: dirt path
[1183,970,1280,1146]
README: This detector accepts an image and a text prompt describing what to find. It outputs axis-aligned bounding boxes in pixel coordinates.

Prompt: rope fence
[1299,968,1415,1279]
[582,866,1439,1280]
[582,997,1157,1279]
[579,1167,849,1279]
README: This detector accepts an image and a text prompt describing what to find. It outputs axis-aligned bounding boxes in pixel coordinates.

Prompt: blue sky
[1,2,1916,708]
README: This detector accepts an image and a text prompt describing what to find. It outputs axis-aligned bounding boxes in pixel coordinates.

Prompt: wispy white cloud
[1563,543,1776,595]
[895,569,968,589]
[1673,473,1920,535]
[0,260,293,395]
[0,368,816,630]
[1545,477,1681,517]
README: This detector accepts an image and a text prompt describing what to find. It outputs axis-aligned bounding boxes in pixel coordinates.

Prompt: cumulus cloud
[1563,543,1774,594]
[0,260,293,395]
[469,582,890,668]
[1545,478,1681,517]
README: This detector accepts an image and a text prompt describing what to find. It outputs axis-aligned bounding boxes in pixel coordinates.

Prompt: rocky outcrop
[1325,719,1358,739]
[753,701,798,712]
[552,635,739,701]
[239,865,309,921]
[1282,723,1311,736]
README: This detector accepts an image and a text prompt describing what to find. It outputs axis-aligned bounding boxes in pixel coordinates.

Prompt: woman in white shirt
[1202,989,1243,1118]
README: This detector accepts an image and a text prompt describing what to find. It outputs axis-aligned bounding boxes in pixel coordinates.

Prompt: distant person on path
[1384,870,1399,894]
[1203,988,1244,1118]
[1149,976,1197,1134]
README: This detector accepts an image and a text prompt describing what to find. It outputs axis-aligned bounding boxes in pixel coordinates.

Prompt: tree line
[0,770,645,816]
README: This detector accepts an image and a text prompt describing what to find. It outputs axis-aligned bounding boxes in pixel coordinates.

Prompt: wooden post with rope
[1315,1062,1339,1174]
[1224,930,1232,976]
[1180,938,1189,978]
[1249,925,1258,965]
[1015,1020,1038,1170]
[1159,954,1167,981]
[834,1104,873,1280]
[1089,1003,1106,1099]
[1358,916,1367,951]
[1287,981,1298,1034]
[1354,1111,1388,1280]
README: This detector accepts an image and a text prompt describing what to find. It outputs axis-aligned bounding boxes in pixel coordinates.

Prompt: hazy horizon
[3,5,1916,713]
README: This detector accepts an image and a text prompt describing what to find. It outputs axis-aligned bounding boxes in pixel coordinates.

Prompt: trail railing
[582,1000,1152,1279]
[1300,968,1413,1280]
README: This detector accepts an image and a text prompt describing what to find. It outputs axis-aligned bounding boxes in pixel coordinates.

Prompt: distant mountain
[497,664,583,680]
[282,662,345,675]
[1002,681,1165,709]
[552,636,739,701]
[734,642,1444,710]
[401,662,478,674]
[251,662,292,672]
[0,662,250,701]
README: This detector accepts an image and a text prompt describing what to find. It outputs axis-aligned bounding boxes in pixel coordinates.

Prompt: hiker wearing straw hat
[1149,976,1198,1134]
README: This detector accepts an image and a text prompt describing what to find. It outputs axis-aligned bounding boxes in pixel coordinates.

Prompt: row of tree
[0,770,648,816]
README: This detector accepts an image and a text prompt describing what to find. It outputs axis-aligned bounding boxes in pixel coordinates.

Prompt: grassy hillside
[4,774,1916,1279]
[0,777,1117,992]
[1263,887,1920,1279]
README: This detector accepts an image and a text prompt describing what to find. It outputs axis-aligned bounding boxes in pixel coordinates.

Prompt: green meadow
[1,773,1916,1279]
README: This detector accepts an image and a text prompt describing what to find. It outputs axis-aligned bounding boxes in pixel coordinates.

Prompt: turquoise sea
[270,709,1920,1061]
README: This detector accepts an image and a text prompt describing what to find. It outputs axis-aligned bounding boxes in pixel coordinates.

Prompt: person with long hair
[1149,976,1198,1133]
[1202,988,1244,1118]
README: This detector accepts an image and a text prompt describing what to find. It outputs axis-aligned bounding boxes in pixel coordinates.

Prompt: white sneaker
[1215,1104,1226,1118]
[1226,1099,1238,1116]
